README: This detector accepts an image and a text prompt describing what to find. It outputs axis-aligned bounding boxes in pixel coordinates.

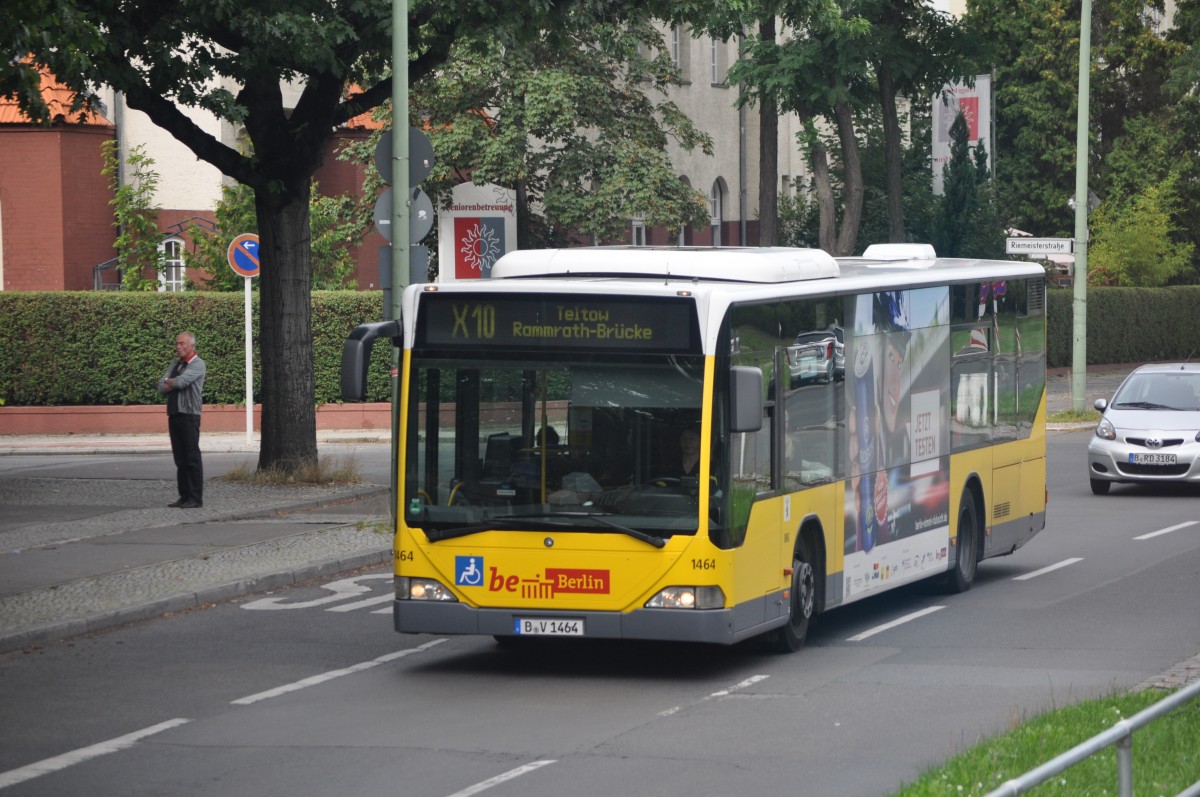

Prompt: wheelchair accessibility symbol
[456,556,484,586]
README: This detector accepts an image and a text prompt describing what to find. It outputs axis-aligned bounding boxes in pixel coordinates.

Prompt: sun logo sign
[455,217,505,279]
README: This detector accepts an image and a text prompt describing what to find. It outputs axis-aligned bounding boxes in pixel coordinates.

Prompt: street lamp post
[1071,0,1092,412]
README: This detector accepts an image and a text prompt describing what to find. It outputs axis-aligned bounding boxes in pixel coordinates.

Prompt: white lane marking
[1134,520,1199,541]
[230,639,445,705]
[658,674,770,716]
[1013,557,1083,581]
[326,594,394,612]
[445,760,557,797]
[846,606,945,642]
[709,674,770,698]
[241,574,392,610]
[0,718,191,789]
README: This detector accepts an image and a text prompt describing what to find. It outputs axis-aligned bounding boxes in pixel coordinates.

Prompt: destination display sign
[417,294,698,352]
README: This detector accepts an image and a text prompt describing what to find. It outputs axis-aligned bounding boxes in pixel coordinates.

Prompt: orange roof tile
[341,85,385,130]
[0,62,111,126]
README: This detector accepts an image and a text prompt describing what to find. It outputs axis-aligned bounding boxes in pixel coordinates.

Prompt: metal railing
[983,678,1200,797]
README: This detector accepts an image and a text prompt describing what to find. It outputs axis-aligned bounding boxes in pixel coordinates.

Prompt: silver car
[1087,363,1200,495]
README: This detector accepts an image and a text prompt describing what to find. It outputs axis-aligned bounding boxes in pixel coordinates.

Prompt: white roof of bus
[491,246,840,282]
[404,247,1045,354]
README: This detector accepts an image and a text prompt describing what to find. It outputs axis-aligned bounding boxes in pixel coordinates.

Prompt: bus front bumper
[394,597,785,646]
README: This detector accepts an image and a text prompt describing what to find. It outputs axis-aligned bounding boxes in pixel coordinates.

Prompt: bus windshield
[404,353,707,540]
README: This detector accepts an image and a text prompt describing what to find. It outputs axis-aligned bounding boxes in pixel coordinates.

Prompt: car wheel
[1090,478,1110,496]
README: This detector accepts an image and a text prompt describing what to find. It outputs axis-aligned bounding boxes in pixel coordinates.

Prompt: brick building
[0,68,385,293]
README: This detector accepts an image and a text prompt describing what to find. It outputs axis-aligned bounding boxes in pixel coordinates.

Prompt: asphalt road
[2,429,1198,797]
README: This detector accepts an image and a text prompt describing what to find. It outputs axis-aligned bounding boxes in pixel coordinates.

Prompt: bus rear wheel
[945,490,979,593]
[769,540,814,653]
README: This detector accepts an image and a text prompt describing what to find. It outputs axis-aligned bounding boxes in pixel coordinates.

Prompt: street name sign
[1005,237,1073,256]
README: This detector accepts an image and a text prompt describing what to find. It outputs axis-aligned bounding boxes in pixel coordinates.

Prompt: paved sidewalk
[0,361,1160,660]
[0,431,393,653]
[1045,362,1132,419]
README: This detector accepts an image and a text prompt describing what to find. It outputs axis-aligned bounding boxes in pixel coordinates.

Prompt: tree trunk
[516,179,531,249]
[877,68,906,242]
[757,16,779,247]
[256,187,318,473]
[832,95,863,257]
[811,139,835,254]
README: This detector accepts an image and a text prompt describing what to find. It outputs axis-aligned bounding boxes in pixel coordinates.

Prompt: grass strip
[895,688,1200,796]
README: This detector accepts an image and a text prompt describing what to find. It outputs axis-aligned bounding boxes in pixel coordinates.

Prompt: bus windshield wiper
[486,512,668,549]
[423,513,666,548]
[539,511,668,549]
[422,517,563,543]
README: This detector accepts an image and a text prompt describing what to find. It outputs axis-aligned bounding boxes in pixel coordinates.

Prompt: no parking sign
[227,233,261,278]
[227,233,259,444]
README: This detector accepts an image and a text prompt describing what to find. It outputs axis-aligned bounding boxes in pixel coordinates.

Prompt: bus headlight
[645,586,725,610]
[395,577,458,602]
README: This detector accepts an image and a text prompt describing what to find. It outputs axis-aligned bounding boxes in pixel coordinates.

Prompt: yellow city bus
[341,245,1047,651]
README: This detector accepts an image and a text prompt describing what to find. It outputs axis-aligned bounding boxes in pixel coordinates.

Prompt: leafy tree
[187,183,257,292]
[1088,177,1194,286]
[190,181,368,291]
[101,141,163,291]
[859,0,973,243]
[732,2,874,255]
[965,0,1183,238]
[2,0,671,473]
[933,111,1006,258]
[412,14,712,248]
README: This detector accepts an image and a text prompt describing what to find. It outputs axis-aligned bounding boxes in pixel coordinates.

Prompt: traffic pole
[389,0,410,519]
[1071,0,1092,412]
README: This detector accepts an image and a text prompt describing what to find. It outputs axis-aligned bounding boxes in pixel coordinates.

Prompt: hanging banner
[932,74,992,196]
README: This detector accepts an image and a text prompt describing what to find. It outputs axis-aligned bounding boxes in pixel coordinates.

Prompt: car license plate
[514,618,584,636]
[1129,452,1177,465]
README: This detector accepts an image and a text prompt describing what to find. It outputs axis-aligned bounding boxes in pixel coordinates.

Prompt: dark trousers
[168,413,203,502]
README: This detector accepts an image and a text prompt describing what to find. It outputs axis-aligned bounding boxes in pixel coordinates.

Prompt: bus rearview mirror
[340,320,403,402]
[730,366,763,433]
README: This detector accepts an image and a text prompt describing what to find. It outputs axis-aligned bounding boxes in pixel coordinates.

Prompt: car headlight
[645,586,725,609]
[1095,417,1116,440]
[395,577,458,602]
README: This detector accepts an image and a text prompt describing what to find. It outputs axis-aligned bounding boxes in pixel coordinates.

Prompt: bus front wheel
[945,490,979,594]
[769,540,814,653]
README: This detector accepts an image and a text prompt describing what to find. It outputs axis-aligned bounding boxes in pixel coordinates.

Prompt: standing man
[158,331,207,508]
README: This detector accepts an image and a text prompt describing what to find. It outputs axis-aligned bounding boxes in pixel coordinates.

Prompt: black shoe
[168,498,186,508]
[178,499,203,509]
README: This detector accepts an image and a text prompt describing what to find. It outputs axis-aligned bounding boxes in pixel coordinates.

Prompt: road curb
[0,543,392,655]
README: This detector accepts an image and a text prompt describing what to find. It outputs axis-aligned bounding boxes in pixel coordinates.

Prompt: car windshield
[1113,372,1200,411]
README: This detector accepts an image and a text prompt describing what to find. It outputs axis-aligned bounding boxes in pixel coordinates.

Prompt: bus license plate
[1130,452,1177,466]
[515,618,584,636]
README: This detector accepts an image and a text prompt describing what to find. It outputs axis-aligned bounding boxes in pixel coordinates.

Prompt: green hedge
[0,291,393,406]
[1046,285,1200,368]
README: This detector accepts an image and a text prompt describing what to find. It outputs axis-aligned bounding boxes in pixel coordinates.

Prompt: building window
[710,180,724,247]
[666,25,690,82]
[631,217,646,246]
[159,237,185,292]
[710,37,728,85]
